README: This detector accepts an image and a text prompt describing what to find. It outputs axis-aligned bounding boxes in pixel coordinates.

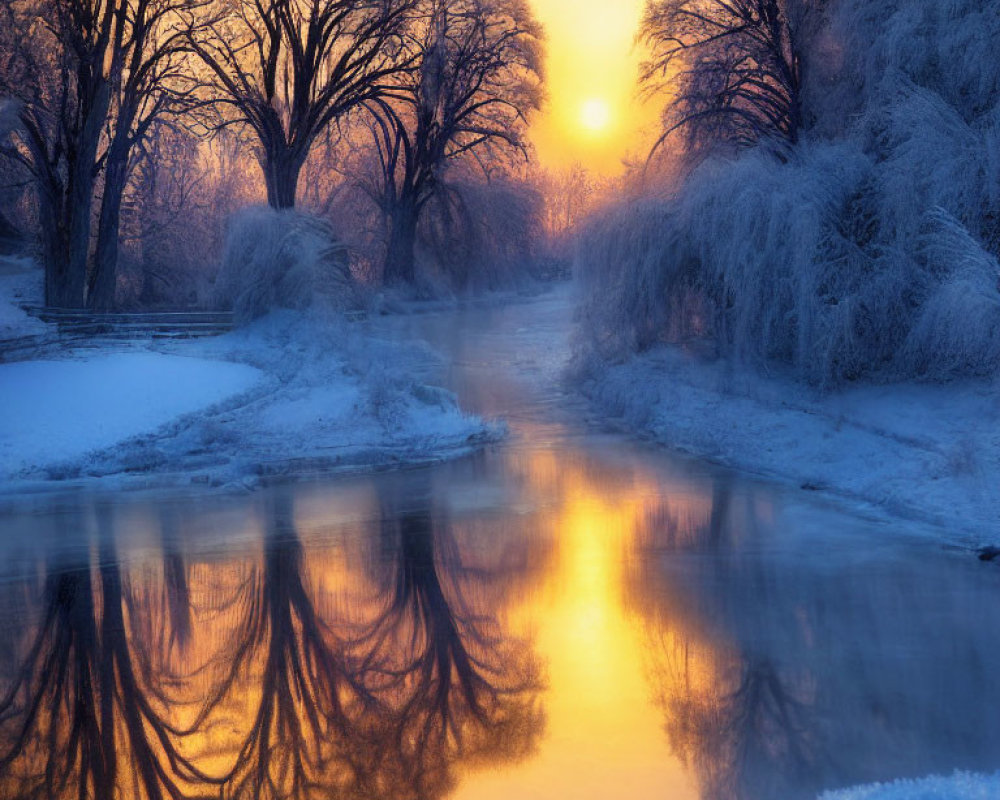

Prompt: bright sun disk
[580,98,612,134]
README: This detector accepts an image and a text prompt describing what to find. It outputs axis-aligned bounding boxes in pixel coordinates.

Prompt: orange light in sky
[528,0,659,174]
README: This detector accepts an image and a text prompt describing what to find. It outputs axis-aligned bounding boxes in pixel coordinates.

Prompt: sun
[579,98,612,134]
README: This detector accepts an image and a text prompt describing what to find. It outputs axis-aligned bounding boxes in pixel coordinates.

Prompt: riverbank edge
[578,344,1000,550]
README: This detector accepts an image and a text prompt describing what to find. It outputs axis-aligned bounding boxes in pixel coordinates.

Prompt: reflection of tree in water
[636,471,1000,796]
[349,486,545,799]
[0,485,544,800]
[0,506,216,800]
[651,635,827,800]
[194,489,372,800]
[635,478,833,800]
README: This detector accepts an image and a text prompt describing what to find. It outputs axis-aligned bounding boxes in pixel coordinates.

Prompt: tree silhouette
[348,486,544,799]
[187,0,415,209]
[0,507,219,800]
[363,0,542,284]
[0,0,204,308]
[640,0,818,158]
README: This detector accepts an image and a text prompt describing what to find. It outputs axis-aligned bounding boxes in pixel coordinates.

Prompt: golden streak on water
[449,436,703,799]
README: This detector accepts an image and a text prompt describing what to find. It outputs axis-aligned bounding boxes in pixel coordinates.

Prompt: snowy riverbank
[580,344,1000,546]
[820,771,1000,799]
[0,296,497,493]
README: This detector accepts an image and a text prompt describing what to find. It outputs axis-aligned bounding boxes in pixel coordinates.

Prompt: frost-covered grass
[578,0,1000,388]
[820,771,1000,800]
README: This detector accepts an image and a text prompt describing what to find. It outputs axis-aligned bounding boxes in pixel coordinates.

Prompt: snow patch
[821,771,1000,799]
[0,352,262,478]
[0,257,47,339]
[0,307,499,491]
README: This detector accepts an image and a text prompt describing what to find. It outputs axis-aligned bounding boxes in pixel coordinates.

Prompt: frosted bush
[837,0,1000,123]
[579,0,1000,387]
[575,196,700,362]
[217,206,359,324]
[901,210,1000,379]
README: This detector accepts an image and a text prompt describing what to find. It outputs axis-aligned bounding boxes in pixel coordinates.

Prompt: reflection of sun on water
[452,438,702,799]
[22,434,729,800]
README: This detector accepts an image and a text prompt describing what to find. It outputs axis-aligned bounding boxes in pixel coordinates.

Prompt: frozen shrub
[836,0,1000,124]
[900,210,1000,379]
[420,177,546,293]
[575,196,701,361]
[216,206,360,324]
[579,0,1000,388]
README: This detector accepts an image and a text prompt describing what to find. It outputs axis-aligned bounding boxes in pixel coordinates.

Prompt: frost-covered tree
[0,0,116,307]
[363,0,543,285]
[187,0,416,210]
[0,0,203,308]
[640,0,821,157]
[581,0,1000,387]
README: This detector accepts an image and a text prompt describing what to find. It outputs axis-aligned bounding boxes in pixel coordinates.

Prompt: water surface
[1,291,998,800]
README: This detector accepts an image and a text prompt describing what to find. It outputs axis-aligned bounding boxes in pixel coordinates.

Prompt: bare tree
[363,0,543,285]
[87,0,201,310]
[640,0,816,158]
[187,0,416,210]
[0,0,115,307]
[0,0,203,309]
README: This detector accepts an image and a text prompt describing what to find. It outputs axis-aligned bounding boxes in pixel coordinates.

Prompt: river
[0,290,997,799]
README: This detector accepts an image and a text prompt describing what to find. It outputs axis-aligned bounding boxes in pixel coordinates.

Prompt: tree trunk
[0,209,20,253]
[39,190,70,307]
[62,157,93,308]
[263,146,304,210]
[64,80,111,308]
[383,197,418,285]
[90,136,130,311]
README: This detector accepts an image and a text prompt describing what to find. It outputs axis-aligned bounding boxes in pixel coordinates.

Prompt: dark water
[0,291,998,800]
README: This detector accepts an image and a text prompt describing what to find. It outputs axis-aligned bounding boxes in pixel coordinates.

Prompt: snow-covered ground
[0,270,498,491]
[580,344,1000,545]
[0,256,47,339]
[820,771,1000,799]
[0,353,262,477]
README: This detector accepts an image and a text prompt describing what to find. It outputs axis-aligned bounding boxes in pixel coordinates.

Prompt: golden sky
[528,0,661,175]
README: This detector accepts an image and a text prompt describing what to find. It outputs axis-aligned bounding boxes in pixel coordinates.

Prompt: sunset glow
[528,0,659,174]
